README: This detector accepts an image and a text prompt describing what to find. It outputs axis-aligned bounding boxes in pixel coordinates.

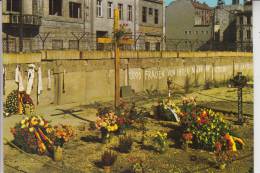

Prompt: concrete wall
[3,51,253,107]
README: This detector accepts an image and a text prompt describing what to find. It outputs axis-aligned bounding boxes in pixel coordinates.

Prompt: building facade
[2,0,164,52]
[138,0,164,51]
[2,0,92,52]
[213,0,252,51]
[165,0,213,51]
[90,0,138,50]
[235,1,252,51]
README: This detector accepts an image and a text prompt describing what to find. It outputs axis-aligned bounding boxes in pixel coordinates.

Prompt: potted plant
[118,135,133,153]
[152,131,168,154]
[53,125,74,161]
[96,112,119,143]
[101,150,117,173]
[182,132,193,151]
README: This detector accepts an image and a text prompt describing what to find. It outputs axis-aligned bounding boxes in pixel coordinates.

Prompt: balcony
[2,13,41,26]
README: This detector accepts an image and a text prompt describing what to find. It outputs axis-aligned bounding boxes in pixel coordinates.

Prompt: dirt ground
[3,87,254,173]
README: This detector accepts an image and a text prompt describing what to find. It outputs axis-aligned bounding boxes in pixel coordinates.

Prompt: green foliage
[152,131,168,153]
[181,108,231,151]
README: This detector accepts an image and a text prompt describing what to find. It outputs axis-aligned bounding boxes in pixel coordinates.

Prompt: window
[155,42,160,51]
[142,7,147,23]
[7,0,20,12]
[52,40,63,49]
[107,2,113,18]
[189,31,192,35]
[49,0,62,16]
[185,31,188,34]
[149,8,153,15]
[195,31,198,34]
[145,42,150,51]
[69,2,81,18]
[239,16,243,25]
[201,31,204,34]
[247,30,251,40]
[239,30,243,40]
[69,40,79,49]
[118,4,123,20]
[128,5,132,21]
[247,16,251,25]
[96,0,102,17]
[154,9,159,24]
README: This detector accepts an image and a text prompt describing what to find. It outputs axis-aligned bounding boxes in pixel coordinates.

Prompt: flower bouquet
[179,96,245,152]
[5,90,19,115]
[52,124,74,161]
[152,131,168,153]
[156,99,181,121]
[11,116,54,155]
[214,140,240,170]
[21,91,35,115]
[182,132,193,151]
[11,116,75,157]
[5,90,35,116]
[96,112,119,143]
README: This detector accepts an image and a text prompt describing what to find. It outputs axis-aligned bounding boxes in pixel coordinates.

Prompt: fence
[2,33,253,53]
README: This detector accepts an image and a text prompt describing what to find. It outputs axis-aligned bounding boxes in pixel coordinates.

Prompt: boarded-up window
[145,42,150,51]
[69,40,79,49]
[154,9,159,24]
[49,0,62,16]
[155,42,160,51]
[69,2,81,18]
[142,7,147,23]
[118,3,123,20]
[52,40,63,49]
[7,0,20,12]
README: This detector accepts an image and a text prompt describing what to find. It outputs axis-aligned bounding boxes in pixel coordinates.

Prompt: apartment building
[138,0,164,51]
[91,0,138,50]
[2,0,165,52]
[2,0,91,52]
[166,0,213,51]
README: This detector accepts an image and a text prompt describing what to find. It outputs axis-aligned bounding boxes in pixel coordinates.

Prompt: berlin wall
[2,51,253,107]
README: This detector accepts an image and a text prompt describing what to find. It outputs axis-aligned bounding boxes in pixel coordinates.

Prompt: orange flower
[201,111,208,118]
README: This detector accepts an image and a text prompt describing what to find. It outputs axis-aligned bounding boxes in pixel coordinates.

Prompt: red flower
[117,117,126,125]
[200,118,208,124]
[182,132,193,141]
[215,141,222,152]
[200,111,208,118]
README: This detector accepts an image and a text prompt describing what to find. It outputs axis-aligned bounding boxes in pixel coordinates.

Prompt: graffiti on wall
[129,63,253,81]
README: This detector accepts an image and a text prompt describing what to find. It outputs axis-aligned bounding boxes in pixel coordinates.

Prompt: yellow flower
[101,122,107,127]
[31,117,38,126]
[39,120,44,126]
[29,127,34,132]
[46,128,53,133]
[21,124,26,129]
[21,119,26,125]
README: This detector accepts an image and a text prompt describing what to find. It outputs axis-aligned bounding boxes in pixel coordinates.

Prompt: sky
[165,0,233,7]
